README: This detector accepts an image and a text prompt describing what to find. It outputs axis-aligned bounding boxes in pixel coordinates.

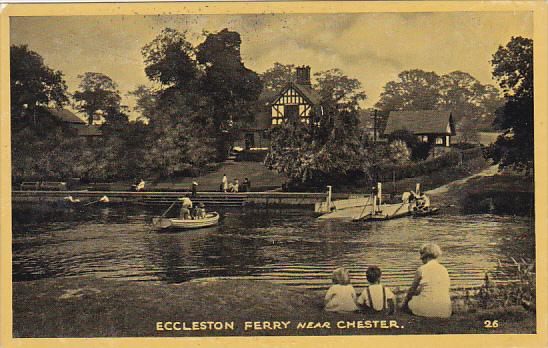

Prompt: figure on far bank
[403,243,452,318]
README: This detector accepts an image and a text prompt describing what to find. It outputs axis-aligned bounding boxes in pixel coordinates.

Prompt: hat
[192,181,198,185]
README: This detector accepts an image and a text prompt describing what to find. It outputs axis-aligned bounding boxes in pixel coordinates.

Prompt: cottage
[383,110,456,147]
[49,108,102,137]
[236,66,323,150]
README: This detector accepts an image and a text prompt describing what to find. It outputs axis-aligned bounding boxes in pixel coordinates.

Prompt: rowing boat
[152,212,220,230]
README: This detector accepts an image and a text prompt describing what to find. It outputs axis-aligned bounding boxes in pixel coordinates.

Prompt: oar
[150,201,177,231]
[83,200,100,206]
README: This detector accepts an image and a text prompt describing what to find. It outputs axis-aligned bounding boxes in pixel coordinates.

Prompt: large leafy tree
[142,28,198,91]
[73,72,126,125]
[376,69,441,112]
[10,45,69,127]
[139,29,217,176]
[196,28,262,159]
[486,36,533,172]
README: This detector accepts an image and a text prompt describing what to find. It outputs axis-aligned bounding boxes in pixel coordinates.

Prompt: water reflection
[12,203,534,291]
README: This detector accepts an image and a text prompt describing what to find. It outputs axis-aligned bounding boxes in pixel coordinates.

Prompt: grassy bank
[13,277,535,337]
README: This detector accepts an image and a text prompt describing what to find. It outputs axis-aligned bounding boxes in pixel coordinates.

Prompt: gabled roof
[265,82,321,106]
[384,110,456,135]
[291,83,321,105]
[71,123,103,137]
[49,108,86,124]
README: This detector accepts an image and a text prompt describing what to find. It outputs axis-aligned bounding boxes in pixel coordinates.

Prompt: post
[326,185,333,211]
[415,183,421,196]
[377,182,382,209]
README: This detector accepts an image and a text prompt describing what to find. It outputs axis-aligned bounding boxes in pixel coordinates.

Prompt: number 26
[484,320,499,328]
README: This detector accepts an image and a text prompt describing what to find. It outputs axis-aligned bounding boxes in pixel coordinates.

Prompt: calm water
[12,204,534,292]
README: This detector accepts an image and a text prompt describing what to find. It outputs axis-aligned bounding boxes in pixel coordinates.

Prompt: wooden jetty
[12,190,333,208]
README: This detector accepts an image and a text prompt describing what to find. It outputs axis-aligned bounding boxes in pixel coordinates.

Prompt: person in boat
[403,243,452,318]
[357,266,395,314]
[415,193,431,211]
[324,267,358,312]
[179,197,193,220]
[196,203,207,219]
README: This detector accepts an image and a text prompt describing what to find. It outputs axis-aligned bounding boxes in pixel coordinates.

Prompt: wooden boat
[412,207,439,217]
[152,212,220,230]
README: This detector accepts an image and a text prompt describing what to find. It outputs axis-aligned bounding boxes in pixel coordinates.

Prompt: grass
[150,161,287,192]
[12,276,535,337]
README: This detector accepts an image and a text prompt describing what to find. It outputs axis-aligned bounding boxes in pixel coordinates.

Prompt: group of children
[325,266,395,314]
[220,174,251,193]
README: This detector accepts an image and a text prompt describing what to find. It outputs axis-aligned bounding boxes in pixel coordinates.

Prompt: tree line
[10,31,533,185]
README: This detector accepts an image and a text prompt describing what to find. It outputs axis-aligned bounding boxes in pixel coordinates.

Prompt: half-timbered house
[235,66,323,150]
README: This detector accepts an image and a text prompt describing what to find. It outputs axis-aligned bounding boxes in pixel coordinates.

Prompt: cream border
[0,2,547,348]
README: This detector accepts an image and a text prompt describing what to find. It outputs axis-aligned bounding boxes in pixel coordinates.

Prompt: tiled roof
[71,123,102,137]
[384,110,456,135]
[48,108,86,124]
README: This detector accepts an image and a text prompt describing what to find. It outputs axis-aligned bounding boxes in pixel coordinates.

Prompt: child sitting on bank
[357,266,395,314]
[324,267,358,312]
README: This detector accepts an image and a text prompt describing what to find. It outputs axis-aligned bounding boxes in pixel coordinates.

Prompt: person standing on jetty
[221,174,228,192]
[404,243,452,318]
[324,267,358,312]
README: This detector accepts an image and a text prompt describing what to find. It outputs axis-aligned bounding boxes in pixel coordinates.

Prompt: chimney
[295,65,311,86]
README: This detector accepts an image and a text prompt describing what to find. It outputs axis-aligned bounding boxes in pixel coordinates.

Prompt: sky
[10,11,533,120]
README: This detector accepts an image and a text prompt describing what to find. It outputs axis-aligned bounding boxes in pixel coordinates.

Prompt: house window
[418,135,429,143]
[436,137,444,145]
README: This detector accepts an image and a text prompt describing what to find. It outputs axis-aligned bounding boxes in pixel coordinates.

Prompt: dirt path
[426,165,499,197]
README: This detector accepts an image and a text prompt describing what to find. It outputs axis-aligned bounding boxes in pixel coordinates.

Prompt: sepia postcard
[0,1,547,347]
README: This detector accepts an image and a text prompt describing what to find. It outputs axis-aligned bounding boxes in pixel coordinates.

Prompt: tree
[260,63,295,91]
[10,45,69,127]
[376,69,441,112]
[486,37,533,172]
[196,28,262,159]
[141,28,198,91]
[376,69,503,143]
[127,85,158,123]
[73,72,126,125]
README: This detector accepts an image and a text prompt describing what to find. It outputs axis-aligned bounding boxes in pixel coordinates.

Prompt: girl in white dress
[405,243,452,318]
[324,267,358,312]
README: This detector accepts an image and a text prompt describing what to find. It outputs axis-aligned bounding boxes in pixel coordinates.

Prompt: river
[12,203,534,292]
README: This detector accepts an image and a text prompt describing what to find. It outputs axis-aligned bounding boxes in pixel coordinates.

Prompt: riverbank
[13,276,535,337]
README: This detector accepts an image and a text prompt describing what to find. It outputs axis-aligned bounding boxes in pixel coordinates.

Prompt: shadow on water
[12,203,534,291]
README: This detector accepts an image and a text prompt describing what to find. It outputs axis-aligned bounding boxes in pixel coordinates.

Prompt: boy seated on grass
[357,266,395,314]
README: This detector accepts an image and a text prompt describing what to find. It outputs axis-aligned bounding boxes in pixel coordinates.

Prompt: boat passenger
[196,203,206,219]
[403,243,452,318]
[324,267,358,312]
[357,266,395,314]
[179,206,191,220]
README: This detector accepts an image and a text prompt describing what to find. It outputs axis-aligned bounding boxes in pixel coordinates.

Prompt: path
[426,165,499,196]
